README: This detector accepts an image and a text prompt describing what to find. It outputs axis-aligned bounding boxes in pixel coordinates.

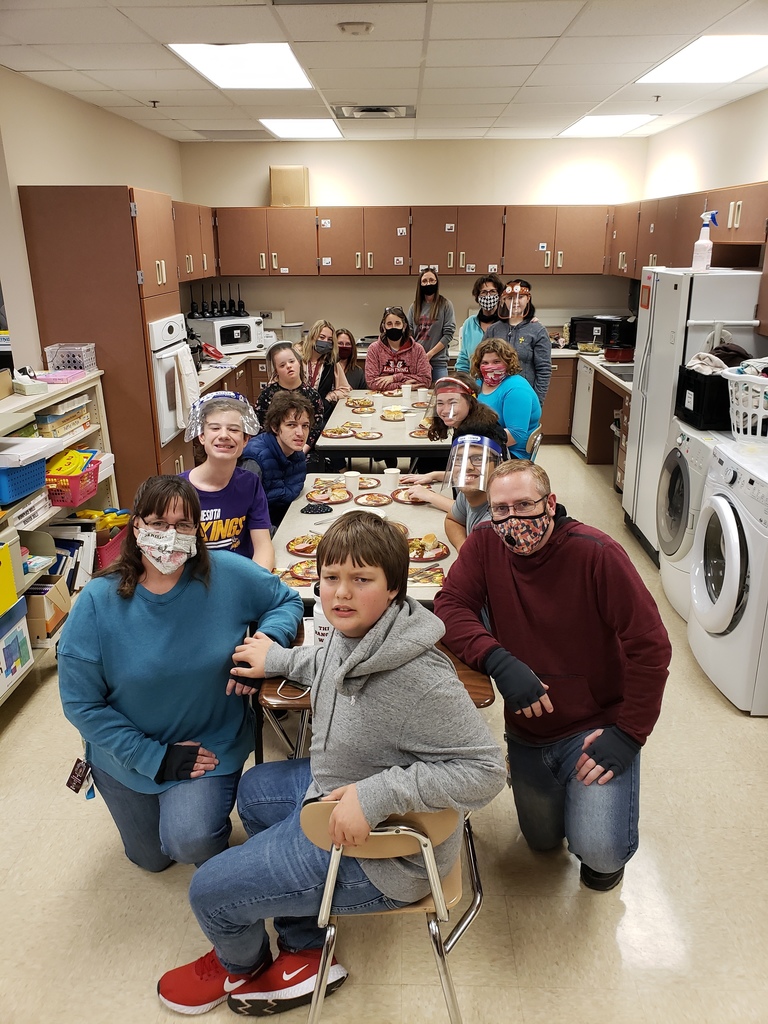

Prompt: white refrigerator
[622,267,763,560]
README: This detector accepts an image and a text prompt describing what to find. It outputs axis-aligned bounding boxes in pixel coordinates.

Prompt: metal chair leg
[262,707,296,756]
[427,914,463,1024]
[444,816,483,955]
[306,918,338,1024]
[292,710,311,759]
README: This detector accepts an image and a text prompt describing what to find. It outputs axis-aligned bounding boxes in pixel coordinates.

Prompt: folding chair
[526,425,543,462]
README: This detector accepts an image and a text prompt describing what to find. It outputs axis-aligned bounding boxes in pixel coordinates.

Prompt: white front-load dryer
[687,443,768,715]
[655,418,728,621]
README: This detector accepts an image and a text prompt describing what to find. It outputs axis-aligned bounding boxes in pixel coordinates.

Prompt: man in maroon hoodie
[434,459,671,891]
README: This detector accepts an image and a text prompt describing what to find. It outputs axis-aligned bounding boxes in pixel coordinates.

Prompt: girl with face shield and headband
[57,474,303,876]
[486,280,552,406]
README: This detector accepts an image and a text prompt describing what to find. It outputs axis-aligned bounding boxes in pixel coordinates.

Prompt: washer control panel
[710,447,768,524]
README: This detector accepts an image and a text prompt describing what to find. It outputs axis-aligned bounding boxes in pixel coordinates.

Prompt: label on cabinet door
[394,257,404,265]
[538,243,547,250]
[397,227,407,236]
[466,264,476,273]
[488,264,498,272]
[280,267,289,274]
[320,219,331,228]
[445,223,455,232]
[322,257,332,266]
[419,264,438,272]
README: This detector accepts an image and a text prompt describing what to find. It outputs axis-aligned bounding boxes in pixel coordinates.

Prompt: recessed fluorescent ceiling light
[168,43,311,89]
[559,114,657,137]
[638,36,768,84]
[260,119,342,139]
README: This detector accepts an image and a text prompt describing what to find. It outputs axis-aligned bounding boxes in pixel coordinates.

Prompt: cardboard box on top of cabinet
[270,165,309,207]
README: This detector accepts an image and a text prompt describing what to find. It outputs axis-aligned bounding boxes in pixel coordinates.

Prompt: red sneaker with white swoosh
[157,947,273,1015]
[226,947,348,1017]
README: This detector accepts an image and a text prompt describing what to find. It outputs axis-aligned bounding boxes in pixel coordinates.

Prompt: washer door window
[690,495,749,635]
[656,448,689,558]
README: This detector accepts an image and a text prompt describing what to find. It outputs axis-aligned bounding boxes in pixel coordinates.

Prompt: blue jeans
[90,764,240,871]
[431,364,449,383]
[506,730,640,873]
[189,758,405,973]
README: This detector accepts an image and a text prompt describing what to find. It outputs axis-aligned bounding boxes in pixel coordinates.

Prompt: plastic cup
[401,384,412,404]
[372,394,384,413]
[383,468,400,493]
[418,388,429,404]
[344,471,360,494]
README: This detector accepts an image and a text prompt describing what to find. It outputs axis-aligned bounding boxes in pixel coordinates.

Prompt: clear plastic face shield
[498,283,531,321]
[184,391,260,442]
[443,434,503,493]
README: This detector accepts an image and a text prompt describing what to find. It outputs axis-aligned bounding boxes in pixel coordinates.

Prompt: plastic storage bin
[0,460,47,505]
[46,460,100,507]
[674,366,731,431]
[95,526,127,570]
[724,367,768,441]
[44,343,98,372]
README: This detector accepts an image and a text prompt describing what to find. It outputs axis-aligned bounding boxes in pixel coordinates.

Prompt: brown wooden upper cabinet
[317,207,364,276]
[606,203,640,277]
[173,202,215,282]
[503,206,606,275]
[266,207,318,276]
[131,188,177,299]
[216,208,269,277]
[637,193,706,271]
[411,206,458,274]
[455,206,504,276]
[362,207,410,275]
[706,183,768,244]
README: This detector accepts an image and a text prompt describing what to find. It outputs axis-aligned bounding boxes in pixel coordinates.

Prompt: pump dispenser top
[691,210,717,272]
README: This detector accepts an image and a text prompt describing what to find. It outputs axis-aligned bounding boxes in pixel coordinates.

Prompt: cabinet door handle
[174,458,180,474]
[155,260,163,286]
[236,368,244,381]
[734,200,742,229]
[544,250,551,268]
[259,252,266,270]
[355,252,362,269]
[189,254,193,274]
[367,251,374,269]
[271,252,278,270]
[459,251,466,268]
[727,201,735,229]
[447,251,454,268]
[179,455,185,473]
[161,260,167,284]
[552,364,558,371]
[556,251,563,268]
[202,253,207,272]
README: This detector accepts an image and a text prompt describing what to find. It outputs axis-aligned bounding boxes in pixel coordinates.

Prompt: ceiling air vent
[333,105,415,120]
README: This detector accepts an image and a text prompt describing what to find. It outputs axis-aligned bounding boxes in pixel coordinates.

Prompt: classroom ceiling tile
[0,45,68,72]
[276,3,426,41]
[0,8,148,44]
[121,6,283,44]
[425,38,557,66]
[568,0,743,36]
[422,66,534,89]
[294,40,423,67]
[34,43,183,70]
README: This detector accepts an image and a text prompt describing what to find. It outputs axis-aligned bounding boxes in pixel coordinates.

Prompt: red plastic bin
[45,460,100,507]
[95,526,127,570]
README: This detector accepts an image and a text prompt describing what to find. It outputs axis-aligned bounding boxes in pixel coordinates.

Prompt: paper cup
[401,384,412,404]
[344,471,360,494]
[418,388,429,404]
[383,468,400,493]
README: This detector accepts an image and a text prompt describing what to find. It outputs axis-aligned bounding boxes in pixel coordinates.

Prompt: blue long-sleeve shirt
[58,551,303,793]
[477,374,541,459]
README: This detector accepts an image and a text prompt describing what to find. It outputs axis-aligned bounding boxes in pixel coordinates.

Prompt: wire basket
[44,343,98,373]
[723,366,768,442]
[95,526,127,570]
[46,460,100,507]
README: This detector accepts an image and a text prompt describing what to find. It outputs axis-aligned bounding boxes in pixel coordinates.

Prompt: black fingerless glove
[484,647,546,712]
[583,726,641,778]
[155,743,201,783]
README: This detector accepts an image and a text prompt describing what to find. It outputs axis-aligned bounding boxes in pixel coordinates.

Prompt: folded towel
[686,352,727,375]
[174,345,201,430]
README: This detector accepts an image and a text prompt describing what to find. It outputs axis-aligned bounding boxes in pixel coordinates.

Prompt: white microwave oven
[187,316,267,354]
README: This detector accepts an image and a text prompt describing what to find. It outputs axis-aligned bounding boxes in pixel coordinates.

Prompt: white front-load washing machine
[656,418,729,621]
[687,442,768,715]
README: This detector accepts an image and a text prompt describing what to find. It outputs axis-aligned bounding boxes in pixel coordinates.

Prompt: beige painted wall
[180,138,649,207]
[644,89,768,198]
[0,66,182,366]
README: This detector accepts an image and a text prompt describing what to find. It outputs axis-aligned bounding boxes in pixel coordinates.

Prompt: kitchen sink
[602,364,634,382]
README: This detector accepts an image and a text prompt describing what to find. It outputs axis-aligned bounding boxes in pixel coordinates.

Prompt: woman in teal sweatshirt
[58,475,303,872]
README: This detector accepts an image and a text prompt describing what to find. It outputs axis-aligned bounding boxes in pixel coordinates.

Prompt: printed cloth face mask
[136,528,197,574]
[490,509,550,555]
[480,365,507,387]
[478,293,499,312]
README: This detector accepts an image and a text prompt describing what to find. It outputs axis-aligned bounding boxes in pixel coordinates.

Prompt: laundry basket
[723,365,768,442]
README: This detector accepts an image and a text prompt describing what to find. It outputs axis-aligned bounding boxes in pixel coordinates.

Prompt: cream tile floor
[2,445,767,1024]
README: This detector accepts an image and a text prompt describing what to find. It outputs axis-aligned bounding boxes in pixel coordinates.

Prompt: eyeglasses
[489,496,548,519]
[466,454,490,467]
[140,517,197,535]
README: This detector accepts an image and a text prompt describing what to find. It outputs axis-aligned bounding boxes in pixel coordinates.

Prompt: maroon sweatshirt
[364,336,432,392]
[434,514,671,746]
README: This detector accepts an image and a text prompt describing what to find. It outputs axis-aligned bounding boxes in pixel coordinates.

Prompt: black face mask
[478,309,497,323]
[422,283,437,296]
[386,328,404,342]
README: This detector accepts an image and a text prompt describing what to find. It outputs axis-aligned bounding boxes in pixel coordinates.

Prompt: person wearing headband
[471,337,541,460]
[435,459,670,893]
[182,392,274,570]
[455,274,505,374]
[407,267,456,383]
[335,328,366,390]
[486,279,552,405]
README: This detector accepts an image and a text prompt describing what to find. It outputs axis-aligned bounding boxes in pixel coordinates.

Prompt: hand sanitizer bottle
[692,211,717,271]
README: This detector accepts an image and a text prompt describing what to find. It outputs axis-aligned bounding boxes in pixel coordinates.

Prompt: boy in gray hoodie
[158,510,505,1018]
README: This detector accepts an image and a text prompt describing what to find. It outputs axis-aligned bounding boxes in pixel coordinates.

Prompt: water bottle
[312,582,331,646]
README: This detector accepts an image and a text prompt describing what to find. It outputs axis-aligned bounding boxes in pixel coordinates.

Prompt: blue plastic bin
[0,459,47,505]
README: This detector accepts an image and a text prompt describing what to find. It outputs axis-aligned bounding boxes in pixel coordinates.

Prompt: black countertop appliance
[569,315,637,350]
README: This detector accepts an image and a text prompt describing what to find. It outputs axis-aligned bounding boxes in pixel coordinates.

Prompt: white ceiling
[1,0,768,142]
